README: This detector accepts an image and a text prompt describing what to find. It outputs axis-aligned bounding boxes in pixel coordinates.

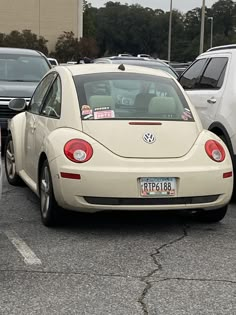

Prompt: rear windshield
[0,53,50,82]
[74,73,194,122]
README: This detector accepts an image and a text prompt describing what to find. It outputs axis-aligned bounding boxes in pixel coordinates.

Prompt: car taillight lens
[64,139,93,163]
[205,140,225,162]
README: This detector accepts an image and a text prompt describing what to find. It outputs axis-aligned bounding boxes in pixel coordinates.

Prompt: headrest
[89,95,115,109]
[148,96,176,114]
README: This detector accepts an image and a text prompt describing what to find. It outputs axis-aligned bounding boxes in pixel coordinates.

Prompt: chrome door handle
[30,122,36,129]
[207,97,216,104]
[30,118,36,132]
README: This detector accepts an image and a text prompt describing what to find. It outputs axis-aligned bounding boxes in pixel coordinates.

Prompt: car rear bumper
[49,155,233,213]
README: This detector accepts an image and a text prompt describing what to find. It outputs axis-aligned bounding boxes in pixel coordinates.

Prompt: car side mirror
[9,98,27,111]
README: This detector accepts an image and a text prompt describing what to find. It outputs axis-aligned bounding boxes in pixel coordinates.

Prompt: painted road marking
[4,230,42,265]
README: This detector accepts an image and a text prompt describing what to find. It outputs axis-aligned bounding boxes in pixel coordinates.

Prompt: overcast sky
[88,0,218,12]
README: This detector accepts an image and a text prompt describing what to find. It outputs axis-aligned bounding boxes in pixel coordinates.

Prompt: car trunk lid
[82,120,199,158]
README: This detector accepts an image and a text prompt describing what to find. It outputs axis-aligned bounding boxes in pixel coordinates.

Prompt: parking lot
[1,160,236,314]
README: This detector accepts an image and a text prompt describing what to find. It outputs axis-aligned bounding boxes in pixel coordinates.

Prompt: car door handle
[207,97,216,104]
[30,121,36,129]
[29,117,36,132]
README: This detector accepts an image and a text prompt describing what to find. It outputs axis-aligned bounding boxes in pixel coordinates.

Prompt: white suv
[179,44,236,179]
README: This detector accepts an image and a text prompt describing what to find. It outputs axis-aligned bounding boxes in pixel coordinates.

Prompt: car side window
[179,59,207,90]
[198,57,228,89]
[41,76,62,118]
[29,73,57,114]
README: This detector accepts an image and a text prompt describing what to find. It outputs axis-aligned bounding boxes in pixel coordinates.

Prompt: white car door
[180,56,229,129]
[24,73,57,182]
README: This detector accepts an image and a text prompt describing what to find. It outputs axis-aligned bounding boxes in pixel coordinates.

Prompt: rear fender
[41,128,88,163]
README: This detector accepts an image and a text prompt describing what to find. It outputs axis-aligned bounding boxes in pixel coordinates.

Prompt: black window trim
[28,71,58,115]
[198,57,228,90]
[178,58,210,90]
[40,74,62,119]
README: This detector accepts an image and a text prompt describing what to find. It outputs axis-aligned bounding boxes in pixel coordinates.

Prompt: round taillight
[64,139,93,163]
[205,140,225,162]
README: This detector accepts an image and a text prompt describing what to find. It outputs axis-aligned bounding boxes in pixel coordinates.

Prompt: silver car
[94,56,179,79]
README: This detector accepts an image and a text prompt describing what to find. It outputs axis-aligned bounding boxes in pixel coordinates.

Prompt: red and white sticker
[82,109,93,116]
[94,110,115,120]
[182,108,192,121]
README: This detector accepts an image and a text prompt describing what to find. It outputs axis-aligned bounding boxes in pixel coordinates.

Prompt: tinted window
[29,73,57,114]
[199,57,228,89]
[41,76,61,118]
[0,53,50,82]
[74,73,194,122]
[179,59,207,89]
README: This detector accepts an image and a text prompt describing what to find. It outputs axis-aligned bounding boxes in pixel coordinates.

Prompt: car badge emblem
[143,132,156,144]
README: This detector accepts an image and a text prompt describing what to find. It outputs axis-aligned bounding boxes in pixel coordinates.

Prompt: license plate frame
[140,177,176,197]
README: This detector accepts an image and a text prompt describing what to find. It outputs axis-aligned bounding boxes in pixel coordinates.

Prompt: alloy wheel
[6,139,16,180]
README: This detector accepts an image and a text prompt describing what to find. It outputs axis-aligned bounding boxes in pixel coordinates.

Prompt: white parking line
[4,230,42,265]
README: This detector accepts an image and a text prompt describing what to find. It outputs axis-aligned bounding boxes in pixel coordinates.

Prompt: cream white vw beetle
[4,64,233,226]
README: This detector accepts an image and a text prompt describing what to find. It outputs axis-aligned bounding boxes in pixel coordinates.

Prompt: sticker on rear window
[182,108,192,120]
[81,105,93,117]
[93,106,115,119]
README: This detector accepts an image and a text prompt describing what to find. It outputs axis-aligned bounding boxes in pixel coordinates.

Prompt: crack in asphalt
[152,277,236,285]
[0,268,138,280]
[138,225,188,315]
[1,268,236,286]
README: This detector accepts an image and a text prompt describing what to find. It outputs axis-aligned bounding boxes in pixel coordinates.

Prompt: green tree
[83,1,97,37]
[54,31,80,62]
[3,30,48,54]
[78,37,99,58]
[0,33,6,47]
[82,0,236,61]
[212,0,235,37]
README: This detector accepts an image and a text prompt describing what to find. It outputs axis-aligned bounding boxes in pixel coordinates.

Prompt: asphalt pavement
[0,161,236,315]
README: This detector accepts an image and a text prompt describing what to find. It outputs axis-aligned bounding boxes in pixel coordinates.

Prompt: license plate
[140,177,176,197]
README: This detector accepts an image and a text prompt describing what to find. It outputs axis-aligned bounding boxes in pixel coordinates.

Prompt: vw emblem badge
[143,132,156,144]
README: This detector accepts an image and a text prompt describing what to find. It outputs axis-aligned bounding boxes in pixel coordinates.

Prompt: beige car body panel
[8,64,233,212]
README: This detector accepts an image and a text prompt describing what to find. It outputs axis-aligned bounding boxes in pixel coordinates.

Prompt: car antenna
[118,64,125,71]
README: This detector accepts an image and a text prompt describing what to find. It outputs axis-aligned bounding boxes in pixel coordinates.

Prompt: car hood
[82,120,200,158]
[0,81,38,97]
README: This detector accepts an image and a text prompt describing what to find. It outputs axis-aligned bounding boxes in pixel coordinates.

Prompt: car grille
[84,195,219,206]
[0,97,30,119]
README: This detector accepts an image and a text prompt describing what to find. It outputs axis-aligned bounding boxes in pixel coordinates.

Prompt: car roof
[98,56,154,61]
[0,47,42,56]
[95,57,173,66]
[207,44,236,52]
[108,59,168,66]
[59,63,172,79]
[94,58,178,77]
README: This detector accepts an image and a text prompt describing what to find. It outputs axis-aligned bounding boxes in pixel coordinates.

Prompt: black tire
[194,205,228,223]
[39,159,61,227]
[4,134,23,186]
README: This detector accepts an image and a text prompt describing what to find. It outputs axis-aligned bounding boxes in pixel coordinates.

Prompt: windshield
[74,73,194,122]
[0,54,50,82]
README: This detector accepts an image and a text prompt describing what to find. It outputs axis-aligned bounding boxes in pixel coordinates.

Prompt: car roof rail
[207,44,236,52]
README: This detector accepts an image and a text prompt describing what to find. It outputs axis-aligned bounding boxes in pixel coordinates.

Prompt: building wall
[0,0,83,52]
